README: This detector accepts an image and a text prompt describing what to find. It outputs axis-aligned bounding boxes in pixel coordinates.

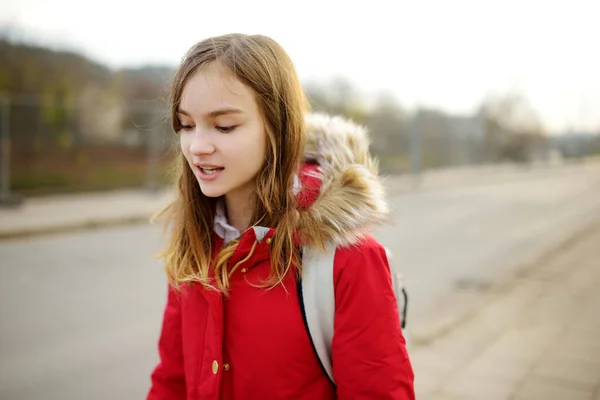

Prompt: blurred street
[1,162,600,399]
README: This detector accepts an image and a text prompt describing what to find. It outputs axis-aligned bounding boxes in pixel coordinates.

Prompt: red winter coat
[147,113,415,399]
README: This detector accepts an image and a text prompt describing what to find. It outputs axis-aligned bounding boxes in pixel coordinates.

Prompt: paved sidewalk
[0,189,174,239]
[410,220,600,399]
[2,161,597,240]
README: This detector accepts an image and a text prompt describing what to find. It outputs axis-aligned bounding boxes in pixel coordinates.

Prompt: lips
[195,164,224,181]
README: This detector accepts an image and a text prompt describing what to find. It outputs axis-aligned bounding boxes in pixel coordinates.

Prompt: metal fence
[1,91,571,202]
[369,110,490,175]
[0,92,176,202]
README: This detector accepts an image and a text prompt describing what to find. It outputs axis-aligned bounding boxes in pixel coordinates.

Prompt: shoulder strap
[298,244,408,385]
[298,244,337,384]
[385,249,409,330]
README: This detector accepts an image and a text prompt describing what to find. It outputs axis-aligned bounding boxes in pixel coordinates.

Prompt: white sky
[1,0,599,133]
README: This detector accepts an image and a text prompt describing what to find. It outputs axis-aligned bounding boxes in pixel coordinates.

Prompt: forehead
[179,62,257,117]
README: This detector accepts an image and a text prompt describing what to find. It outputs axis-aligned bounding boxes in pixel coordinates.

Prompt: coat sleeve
[147,285,187,400]
[331,236,415,400]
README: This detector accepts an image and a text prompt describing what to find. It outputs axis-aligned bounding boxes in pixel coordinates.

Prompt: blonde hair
[155,33,309,293]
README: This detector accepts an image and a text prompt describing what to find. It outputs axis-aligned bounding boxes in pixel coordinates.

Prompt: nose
[188,128,216,156]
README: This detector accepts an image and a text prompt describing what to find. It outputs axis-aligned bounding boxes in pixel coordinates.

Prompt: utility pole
[409,110,422,189]
[0,93,22,206]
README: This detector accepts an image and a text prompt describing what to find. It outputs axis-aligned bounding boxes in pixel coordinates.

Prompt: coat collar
[212,113,390,250]
[297,113,389,248]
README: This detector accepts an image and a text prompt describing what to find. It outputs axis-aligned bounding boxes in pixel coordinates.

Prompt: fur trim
[298,113,389,247]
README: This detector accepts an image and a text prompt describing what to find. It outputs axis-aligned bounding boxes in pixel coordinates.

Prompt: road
[1,162,599,399]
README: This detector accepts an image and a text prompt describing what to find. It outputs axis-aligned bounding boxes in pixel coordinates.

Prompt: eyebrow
[176,107,243,118]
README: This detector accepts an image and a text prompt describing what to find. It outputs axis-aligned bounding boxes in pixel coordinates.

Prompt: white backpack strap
[386,248,409,330]
[300,244,337,384]
[299,245,408,384]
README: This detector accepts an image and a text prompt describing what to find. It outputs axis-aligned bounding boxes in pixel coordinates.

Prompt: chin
[197,182,226,198]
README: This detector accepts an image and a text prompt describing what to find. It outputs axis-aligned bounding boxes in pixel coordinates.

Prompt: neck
[224,192,255,234]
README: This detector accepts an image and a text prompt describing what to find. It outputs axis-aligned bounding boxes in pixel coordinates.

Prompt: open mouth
[199,167,223,175]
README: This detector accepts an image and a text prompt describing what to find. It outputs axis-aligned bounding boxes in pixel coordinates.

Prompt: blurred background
[1,0,599,399]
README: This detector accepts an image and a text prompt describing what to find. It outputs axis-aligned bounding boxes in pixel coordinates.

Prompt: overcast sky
[2,0,599,134]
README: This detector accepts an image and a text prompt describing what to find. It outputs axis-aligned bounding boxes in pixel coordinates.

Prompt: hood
[297,113,390,248]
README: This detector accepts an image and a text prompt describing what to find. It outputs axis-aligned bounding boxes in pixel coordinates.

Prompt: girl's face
[178,62,267,207]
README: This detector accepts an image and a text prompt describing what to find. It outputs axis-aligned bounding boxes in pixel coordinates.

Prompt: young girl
[148,33,414,400]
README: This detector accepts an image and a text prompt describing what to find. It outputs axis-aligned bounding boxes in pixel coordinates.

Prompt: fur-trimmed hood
[297,113,390,248]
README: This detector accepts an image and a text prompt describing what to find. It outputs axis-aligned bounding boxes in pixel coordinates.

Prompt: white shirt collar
[214,200,241,244]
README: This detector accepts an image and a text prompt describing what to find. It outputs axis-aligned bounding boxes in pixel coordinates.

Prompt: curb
[0,214,155,241]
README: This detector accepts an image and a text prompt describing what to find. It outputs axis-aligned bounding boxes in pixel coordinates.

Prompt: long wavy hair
[155,33,309,293]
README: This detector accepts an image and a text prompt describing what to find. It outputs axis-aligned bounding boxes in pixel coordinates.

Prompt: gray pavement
[0,225,166,400]
[1,161,600,399]
[376,161,600,341]
[412,219,600,399]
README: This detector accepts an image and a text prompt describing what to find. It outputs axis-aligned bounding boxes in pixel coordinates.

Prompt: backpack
[296,244,409,384]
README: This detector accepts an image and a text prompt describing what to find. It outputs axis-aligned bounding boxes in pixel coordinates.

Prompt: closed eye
[180,124,194,132]
[216,125,237,133]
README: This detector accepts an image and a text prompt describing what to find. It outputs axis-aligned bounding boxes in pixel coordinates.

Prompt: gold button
[266,238,272,244]
[241,268,248,273]
[223,363,230,371]
[212,360,219,374]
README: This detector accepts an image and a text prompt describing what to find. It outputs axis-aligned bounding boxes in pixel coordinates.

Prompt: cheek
[180,135,191,158]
